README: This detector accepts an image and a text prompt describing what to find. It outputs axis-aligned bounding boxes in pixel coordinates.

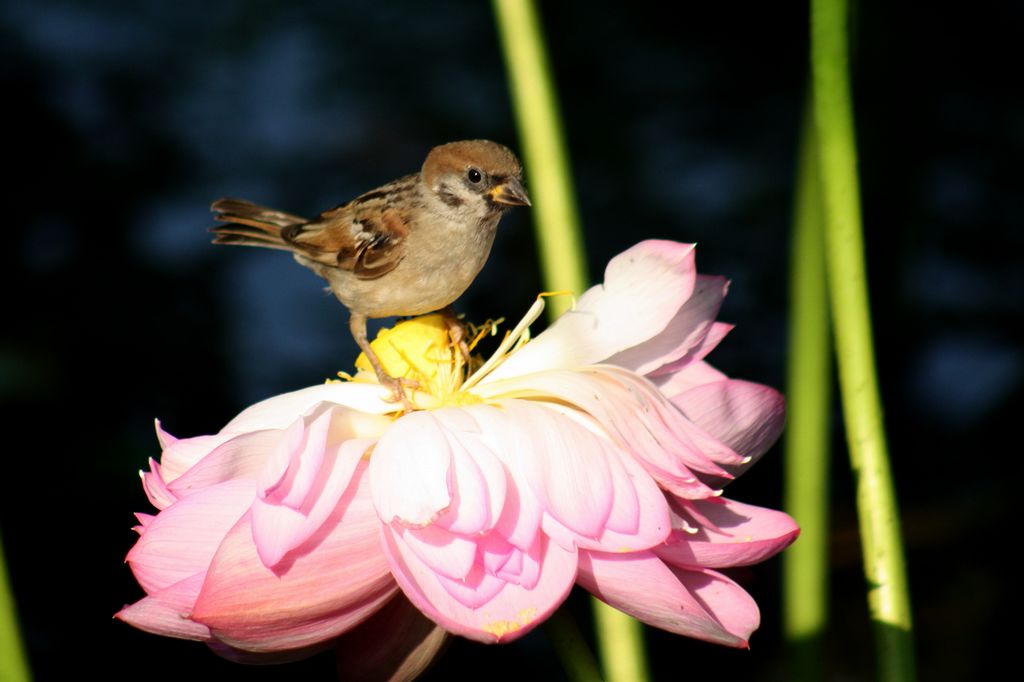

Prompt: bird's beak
[489,177,531,207]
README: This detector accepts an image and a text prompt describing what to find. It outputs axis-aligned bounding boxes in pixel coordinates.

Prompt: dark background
[2,1,1020,679]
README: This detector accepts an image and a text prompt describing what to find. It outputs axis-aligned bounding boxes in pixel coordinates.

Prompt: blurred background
[2,1,1020,679]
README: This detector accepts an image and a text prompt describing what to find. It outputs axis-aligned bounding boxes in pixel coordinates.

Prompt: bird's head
[422,140,531,222]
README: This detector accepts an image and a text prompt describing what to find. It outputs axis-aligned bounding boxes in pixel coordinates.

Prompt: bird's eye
[467,167,484,184]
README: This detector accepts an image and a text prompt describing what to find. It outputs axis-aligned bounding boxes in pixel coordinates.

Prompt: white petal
[486,241,697,380]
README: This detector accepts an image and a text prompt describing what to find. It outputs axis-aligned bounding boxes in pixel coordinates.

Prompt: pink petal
[673,567,761,646]
[399,524,479,581]
[141,458,176,510]
[479,534,516,576]
[251,434,373,568]
[382,526,577,643]
[497,546,540,588]
[115,573,210,641]
[158,432,239,484]
[657,497,800,568]
[601,367,747,467]
[373,409,508,538]
[476,535,542,589]
[697,322,734,360]
[433,559,508,609]
[648,321,734,377]
[606,275,729,376]
[493,367,737,497]
[503,403,671,553]
[577,550,758,647]
[670,379,786,473]
[653,359,729,396]
[133,512,155,530]
[598,446,640,535]
[583,439,672,552]
[333,595,448,682]
[490,473,543,554]
[222,383,397,434]
[369,411,454,527]
[470,407,546,552]
[430,410,508,536]
[259,408,332,508]
[167,430,279,497]
[154,419,178,449]
[498,400,615,542]
[191,460,397,653]
[126,479,256,594]
[487,241,697,380]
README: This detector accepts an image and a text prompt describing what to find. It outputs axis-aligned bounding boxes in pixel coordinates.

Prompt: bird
[210,139,530,406]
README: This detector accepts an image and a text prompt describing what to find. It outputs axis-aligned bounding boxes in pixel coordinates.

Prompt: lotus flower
[117,240,798,674]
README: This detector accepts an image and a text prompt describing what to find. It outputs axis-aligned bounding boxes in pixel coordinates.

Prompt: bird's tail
[210,198,308,251]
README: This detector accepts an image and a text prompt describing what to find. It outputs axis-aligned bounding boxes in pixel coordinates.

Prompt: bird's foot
[441,308,473,367]
[379,374,420,413]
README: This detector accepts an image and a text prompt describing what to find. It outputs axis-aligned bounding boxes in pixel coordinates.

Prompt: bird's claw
[442,309,473,366]
[380,375,420,412]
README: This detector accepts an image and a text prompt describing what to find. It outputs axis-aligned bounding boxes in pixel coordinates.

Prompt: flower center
[337,294,568,412]
[346,314,476,408]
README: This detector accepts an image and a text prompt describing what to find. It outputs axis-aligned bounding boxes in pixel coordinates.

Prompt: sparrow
[210,139,530,405]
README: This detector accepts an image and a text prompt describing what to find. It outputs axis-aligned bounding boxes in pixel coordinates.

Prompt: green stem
[493,3,645,681]
[810,0,917,680]
[782,94,832,681]
[492,0,588,319]
[542,607,603,682]
[591,599,650,682]
[0,529,31,682]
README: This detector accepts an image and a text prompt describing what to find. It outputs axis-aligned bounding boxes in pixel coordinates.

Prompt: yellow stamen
[482,607,537,638]
[466,317,506,351]
[332,292,576,410]
[463,291,573,390]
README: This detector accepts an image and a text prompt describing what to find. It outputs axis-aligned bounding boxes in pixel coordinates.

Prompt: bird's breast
[325,214,499,319]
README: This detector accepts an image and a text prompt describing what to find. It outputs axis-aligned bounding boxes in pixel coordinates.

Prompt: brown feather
[245,176,416,278]
[211,233,295,252]
[210,197,309,250]
[211,198,307,228]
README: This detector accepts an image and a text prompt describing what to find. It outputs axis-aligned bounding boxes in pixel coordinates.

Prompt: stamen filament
[463,296,547,390]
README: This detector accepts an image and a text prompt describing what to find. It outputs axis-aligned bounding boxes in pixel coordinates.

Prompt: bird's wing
[282,177,415,280]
